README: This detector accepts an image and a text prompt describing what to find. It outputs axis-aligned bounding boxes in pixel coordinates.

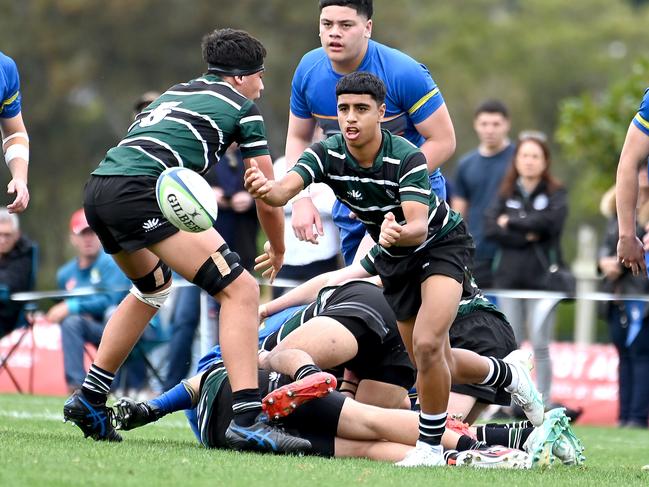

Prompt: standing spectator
[453,100,514,288]
[616,87,649,276]
[287,0,455,265]
[484,133,568,406]
[0,207,36,336]
[599,160,649,428]
[271,155,341,298]
[0,51,30,213]
[48,209,130,393]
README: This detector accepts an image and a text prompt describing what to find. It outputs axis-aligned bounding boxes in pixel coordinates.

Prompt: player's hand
[254,241,284,283]
[617,234,647,277]
[7,178,29,213]
[45,301,69,324]
[244,159,272,199]
[291,197,324,244]
[379,212,402,248]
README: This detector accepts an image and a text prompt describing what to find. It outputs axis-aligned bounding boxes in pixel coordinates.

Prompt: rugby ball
[155,167,218,232]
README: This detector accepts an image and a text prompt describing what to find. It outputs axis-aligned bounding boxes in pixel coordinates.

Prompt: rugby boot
[262,371,337,420]
[63,390,122,442]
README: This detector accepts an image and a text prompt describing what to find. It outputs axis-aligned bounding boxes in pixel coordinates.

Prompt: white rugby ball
[156,167,218,233]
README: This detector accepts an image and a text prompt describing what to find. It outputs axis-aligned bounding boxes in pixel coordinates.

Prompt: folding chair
[0,243,39,393]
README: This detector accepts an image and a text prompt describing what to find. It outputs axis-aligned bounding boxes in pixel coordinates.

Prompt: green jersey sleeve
[236,102,270,159]
[289,142,327,187]
[398,152,430,204]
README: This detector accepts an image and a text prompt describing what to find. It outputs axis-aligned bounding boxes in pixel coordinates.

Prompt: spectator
[484,132,568,406]
[453,100,514,288]
[0,51,29,213]
[271,155,341,298]
[0,207,36,336]
[599,160,649,428]
[50,209,130,393]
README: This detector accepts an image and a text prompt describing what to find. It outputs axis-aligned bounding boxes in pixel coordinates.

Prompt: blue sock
[150,382,193,414]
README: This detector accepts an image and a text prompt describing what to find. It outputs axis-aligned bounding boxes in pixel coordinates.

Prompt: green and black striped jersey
[93,74,269,177]
[457,271,508,321]
[291,130,462,258]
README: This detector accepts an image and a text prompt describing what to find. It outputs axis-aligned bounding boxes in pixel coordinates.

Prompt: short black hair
[336,72,386,105]
[474,99,509,118]
[319,0,373,19]
[201,28,266,74]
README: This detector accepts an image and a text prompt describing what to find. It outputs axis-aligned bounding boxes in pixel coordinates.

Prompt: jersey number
[139,102,181,127]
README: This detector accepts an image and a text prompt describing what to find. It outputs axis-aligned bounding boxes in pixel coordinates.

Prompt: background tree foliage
[1,0,648,286]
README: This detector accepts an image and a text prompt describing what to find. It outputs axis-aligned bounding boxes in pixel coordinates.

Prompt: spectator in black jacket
[484,132,568,406]
[0,207,36,336]
[598,160,649,428]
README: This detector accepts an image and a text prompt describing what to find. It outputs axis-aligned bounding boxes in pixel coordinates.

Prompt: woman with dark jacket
[484,133,568,406]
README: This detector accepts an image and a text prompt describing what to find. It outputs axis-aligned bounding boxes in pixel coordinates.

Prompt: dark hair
[474,99,509,119]
[201,28,266,74]
[319,0,373,19]
[335,72,386,105]
[499,133,563,196]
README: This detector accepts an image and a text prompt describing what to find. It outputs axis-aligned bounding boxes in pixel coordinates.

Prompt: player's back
[94,74,266,178]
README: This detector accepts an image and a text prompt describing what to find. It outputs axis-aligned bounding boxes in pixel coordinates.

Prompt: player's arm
[285,113,323,243]
[380,201,428,248]
[616,121,649,275]
[1,113,29,213]
[259,262,371,318]
[245,161,305,207]
[243,155,286,255]
[414,103,456,173]
[452,196,468,217]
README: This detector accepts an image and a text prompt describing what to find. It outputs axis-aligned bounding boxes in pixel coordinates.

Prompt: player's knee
[192,243,246,297]
[413,335,445,365]
[129,259,172,309]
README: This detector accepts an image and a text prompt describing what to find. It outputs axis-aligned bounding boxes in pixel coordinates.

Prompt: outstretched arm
[245,159,305,207]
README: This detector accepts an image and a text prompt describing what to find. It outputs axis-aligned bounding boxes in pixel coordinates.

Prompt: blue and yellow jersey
[290,40,444,177]
[0,51,21,119]
[633,88,649,137]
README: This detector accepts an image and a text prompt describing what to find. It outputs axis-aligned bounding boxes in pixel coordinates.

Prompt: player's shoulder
[387,131,420,156]
[295,47,330,77]
[0,51,17,73]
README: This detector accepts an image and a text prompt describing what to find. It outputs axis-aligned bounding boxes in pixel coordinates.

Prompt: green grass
[1,394,648,487]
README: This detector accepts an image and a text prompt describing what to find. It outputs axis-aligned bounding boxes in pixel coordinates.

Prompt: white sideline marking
[0,409,187,428]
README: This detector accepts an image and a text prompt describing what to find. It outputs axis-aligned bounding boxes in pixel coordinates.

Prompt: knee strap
[129,260,172,309]
[192,244,243,295]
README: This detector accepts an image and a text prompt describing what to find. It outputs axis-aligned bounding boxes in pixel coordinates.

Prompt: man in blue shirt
[46,209,129,392]
[286,0,455,265]
[453,100,514,288]
[617,88,649,276]
[0,51,29,213]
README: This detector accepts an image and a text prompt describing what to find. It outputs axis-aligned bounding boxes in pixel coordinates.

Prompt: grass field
[1,394,648,487]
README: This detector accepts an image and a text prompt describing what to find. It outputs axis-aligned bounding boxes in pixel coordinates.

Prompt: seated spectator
[484,132,568,406]
[598,160,649,428]
[47,209,130,393]
[0,207,36,337]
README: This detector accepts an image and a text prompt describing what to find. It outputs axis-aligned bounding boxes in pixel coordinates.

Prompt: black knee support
[131,259,172,292]
[192,244,243,295]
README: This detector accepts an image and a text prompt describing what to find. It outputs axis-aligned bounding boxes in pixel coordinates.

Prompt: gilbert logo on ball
[156,167,218,233]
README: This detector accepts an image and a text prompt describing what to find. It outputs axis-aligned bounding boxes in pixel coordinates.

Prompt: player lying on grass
[258,261,519,423]
[113,361,584,468]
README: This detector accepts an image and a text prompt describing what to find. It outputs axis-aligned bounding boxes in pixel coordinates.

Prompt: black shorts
[449,310,517,406]
[298,282,415,389]
[374,221,474,321]
[197,366,345,456]
[84,175,178,254]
